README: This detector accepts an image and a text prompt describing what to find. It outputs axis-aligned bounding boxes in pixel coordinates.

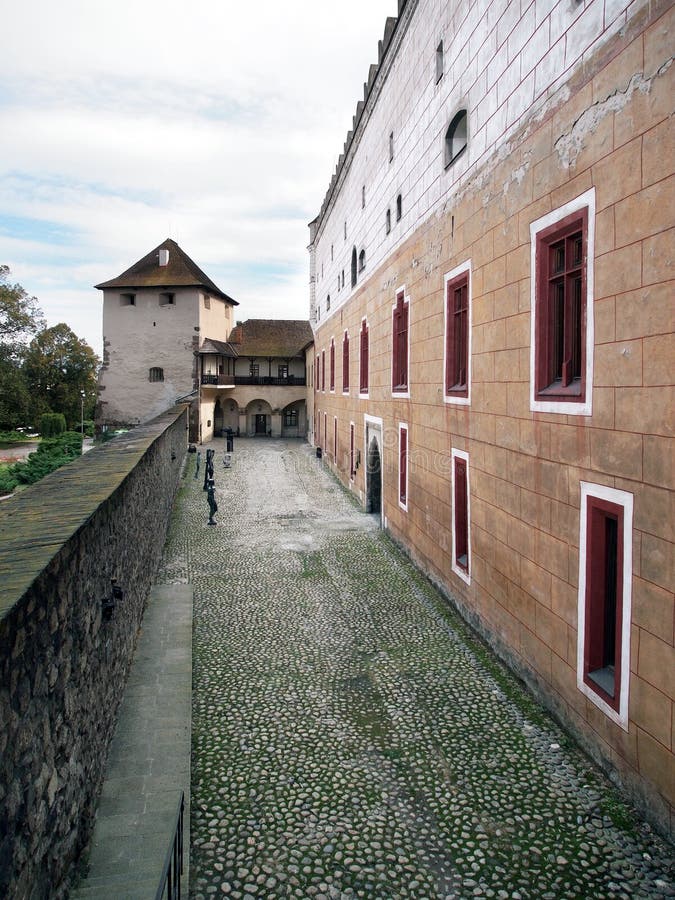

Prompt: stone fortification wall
[0,407,188,899]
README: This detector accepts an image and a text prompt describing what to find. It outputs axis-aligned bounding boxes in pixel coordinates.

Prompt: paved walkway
[70,584,192,898]
[156,438,673,900]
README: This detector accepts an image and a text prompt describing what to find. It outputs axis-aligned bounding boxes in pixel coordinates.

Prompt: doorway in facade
[255,414,267,435]
[366,438,381,516]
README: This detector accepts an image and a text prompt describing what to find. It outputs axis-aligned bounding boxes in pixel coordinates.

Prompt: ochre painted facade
[309,1,674,837]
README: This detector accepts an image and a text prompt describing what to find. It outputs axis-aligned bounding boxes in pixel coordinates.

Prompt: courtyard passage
[155,439,673,899]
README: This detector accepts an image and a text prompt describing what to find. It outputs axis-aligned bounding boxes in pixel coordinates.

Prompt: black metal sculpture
[203,448,214,491]
[206,477,218,525]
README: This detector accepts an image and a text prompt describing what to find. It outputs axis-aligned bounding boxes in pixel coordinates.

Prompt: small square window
[159,292,175,307]
[120,292,136,306]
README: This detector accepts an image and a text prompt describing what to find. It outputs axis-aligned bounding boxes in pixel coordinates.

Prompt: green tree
[0,266,45,430]
[24,324,99,429]
[0,265,45,352]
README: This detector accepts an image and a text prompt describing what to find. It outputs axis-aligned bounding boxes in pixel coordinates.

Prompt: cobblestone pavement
[155,438,673,900]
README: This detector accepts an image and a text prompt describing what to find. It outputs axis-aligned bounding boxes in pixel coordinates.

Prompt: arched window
[386,208,391,234]
[149,367,164,382]
[396,194,402,222]
[359,249,366,272]
[445,109,468,167]
[351,247,357,287]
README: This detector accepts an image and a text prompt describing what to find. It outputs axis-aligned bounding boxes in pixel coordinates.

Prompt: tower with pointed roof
[95,239,238,433]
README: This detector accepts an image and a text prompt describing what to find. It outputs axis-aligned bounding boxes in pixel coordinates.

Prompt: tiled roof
[201,319,313,358]
[95,238,238,304]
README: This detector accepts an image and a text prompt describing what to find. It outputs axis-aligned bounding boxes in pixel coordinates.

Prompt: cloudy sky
[0,0,398,356]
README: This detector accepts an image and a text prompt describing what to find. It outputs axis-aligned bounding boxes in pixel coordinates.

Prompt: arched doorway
[367,437,381,516]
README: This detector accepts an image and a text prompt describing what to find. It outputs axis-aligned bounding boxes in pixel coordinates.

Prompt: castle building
[96,239,312,442]
[308,0,674,835]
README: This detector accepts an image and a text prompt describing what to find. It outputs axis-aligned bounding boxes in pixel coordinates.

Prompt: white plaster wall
[99,288,200,425]
[312,0,639,324]
[199,294,235,342]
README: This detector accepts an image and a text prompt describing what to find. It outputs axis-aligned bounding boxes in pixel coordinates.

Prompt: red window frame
[392,290,409,393]
[323,412,327,454]
[445,273,469,397]
[333,416,338,463]
[342,331,350,393]
[399,425,408,508]
[349,423,355,480]
[321,350,325,392]
[583,495,624,712]
[359,319,369,395]
[329,338,335,392]
[454,456,469,573]
[535,208,588,402]
[315,354,319,391]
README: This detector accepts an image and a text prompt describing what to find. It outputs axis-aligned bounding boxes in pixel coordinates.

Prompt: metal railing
[155,792,184,900]
[234,375,306,386]
[201,374,234,386]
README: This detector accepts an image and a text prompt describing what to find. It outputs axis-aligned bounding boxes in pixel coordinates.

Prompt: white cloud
[0,0,399,356]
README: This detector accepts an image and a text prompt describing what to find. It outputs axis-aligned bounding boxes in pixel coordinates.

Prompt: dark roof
[201,319,313,358]
[199,338,237,357]
[95,238,238,304]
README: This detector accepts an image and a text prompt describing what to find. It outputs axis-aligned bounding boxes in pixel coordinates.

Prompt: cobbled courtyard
[155,438,673,900]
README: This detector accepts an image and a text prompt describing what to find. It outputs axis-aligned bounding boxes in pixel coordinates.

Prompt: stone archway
[366,437,382,516]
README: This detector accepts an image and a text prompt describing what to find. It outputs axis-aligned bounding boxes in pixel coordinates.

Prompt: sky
[0,0,399,357]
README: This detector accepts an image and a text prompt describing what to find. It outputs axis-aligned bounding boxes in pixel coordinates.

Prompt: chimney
[159,247,170,266]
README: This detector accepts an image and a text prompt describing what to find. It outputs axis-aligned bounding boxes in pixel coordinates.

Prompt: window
[120,293,135,306]
[344,221,347,240]
[359,249,366,272]
[392,289,409,395]
[399,423,408,510]
[389,131,394,162]
[362,185,366,209]
[351,247,357,287]
[326,294,331,311]
[350,423,355,480]
[341,270,345,289]
[159,292,175,306]
[315,355,320,391]
[445,109,468,167]
[396,194,402,222]
[323,412,327,456]
[249,362,259,377]
[337,275,340,292]
[359,318,369,396]
[444,262,471,403]
[321,350,325,392]
[530,189,595,415]
[577,483,633,729]
[331,244,334,261]
[278,364,288,379]
[333,416,338,463]
[204,295,211,309]
[436,40,444,82]
[451,449,470,584]
[284,408,298,426]
[149,367,164,382]
[342,330,350,393]
[386,209,391,234]
[329,338,335,392]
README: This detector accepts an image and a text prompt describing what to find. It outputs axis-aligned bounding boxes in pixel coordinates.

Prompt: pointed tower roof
[95,238,238,304]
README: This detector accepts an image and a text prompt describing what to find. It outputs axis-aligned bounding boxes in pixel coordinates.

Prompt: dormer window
[159,292,175,306]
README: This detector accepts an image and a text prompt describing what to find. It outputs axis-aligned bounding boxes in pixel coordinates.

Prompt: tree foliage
[0,264,45,355]
[0,267,99,431]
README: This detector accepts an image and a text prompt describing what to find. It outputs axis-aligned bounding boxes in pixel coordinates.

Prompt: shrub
[3,431,83,490]
[40,413,67,438]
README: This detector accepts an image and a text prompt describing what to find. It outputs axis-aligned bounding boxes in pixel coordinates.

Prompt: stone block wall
[0,407,188,899]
